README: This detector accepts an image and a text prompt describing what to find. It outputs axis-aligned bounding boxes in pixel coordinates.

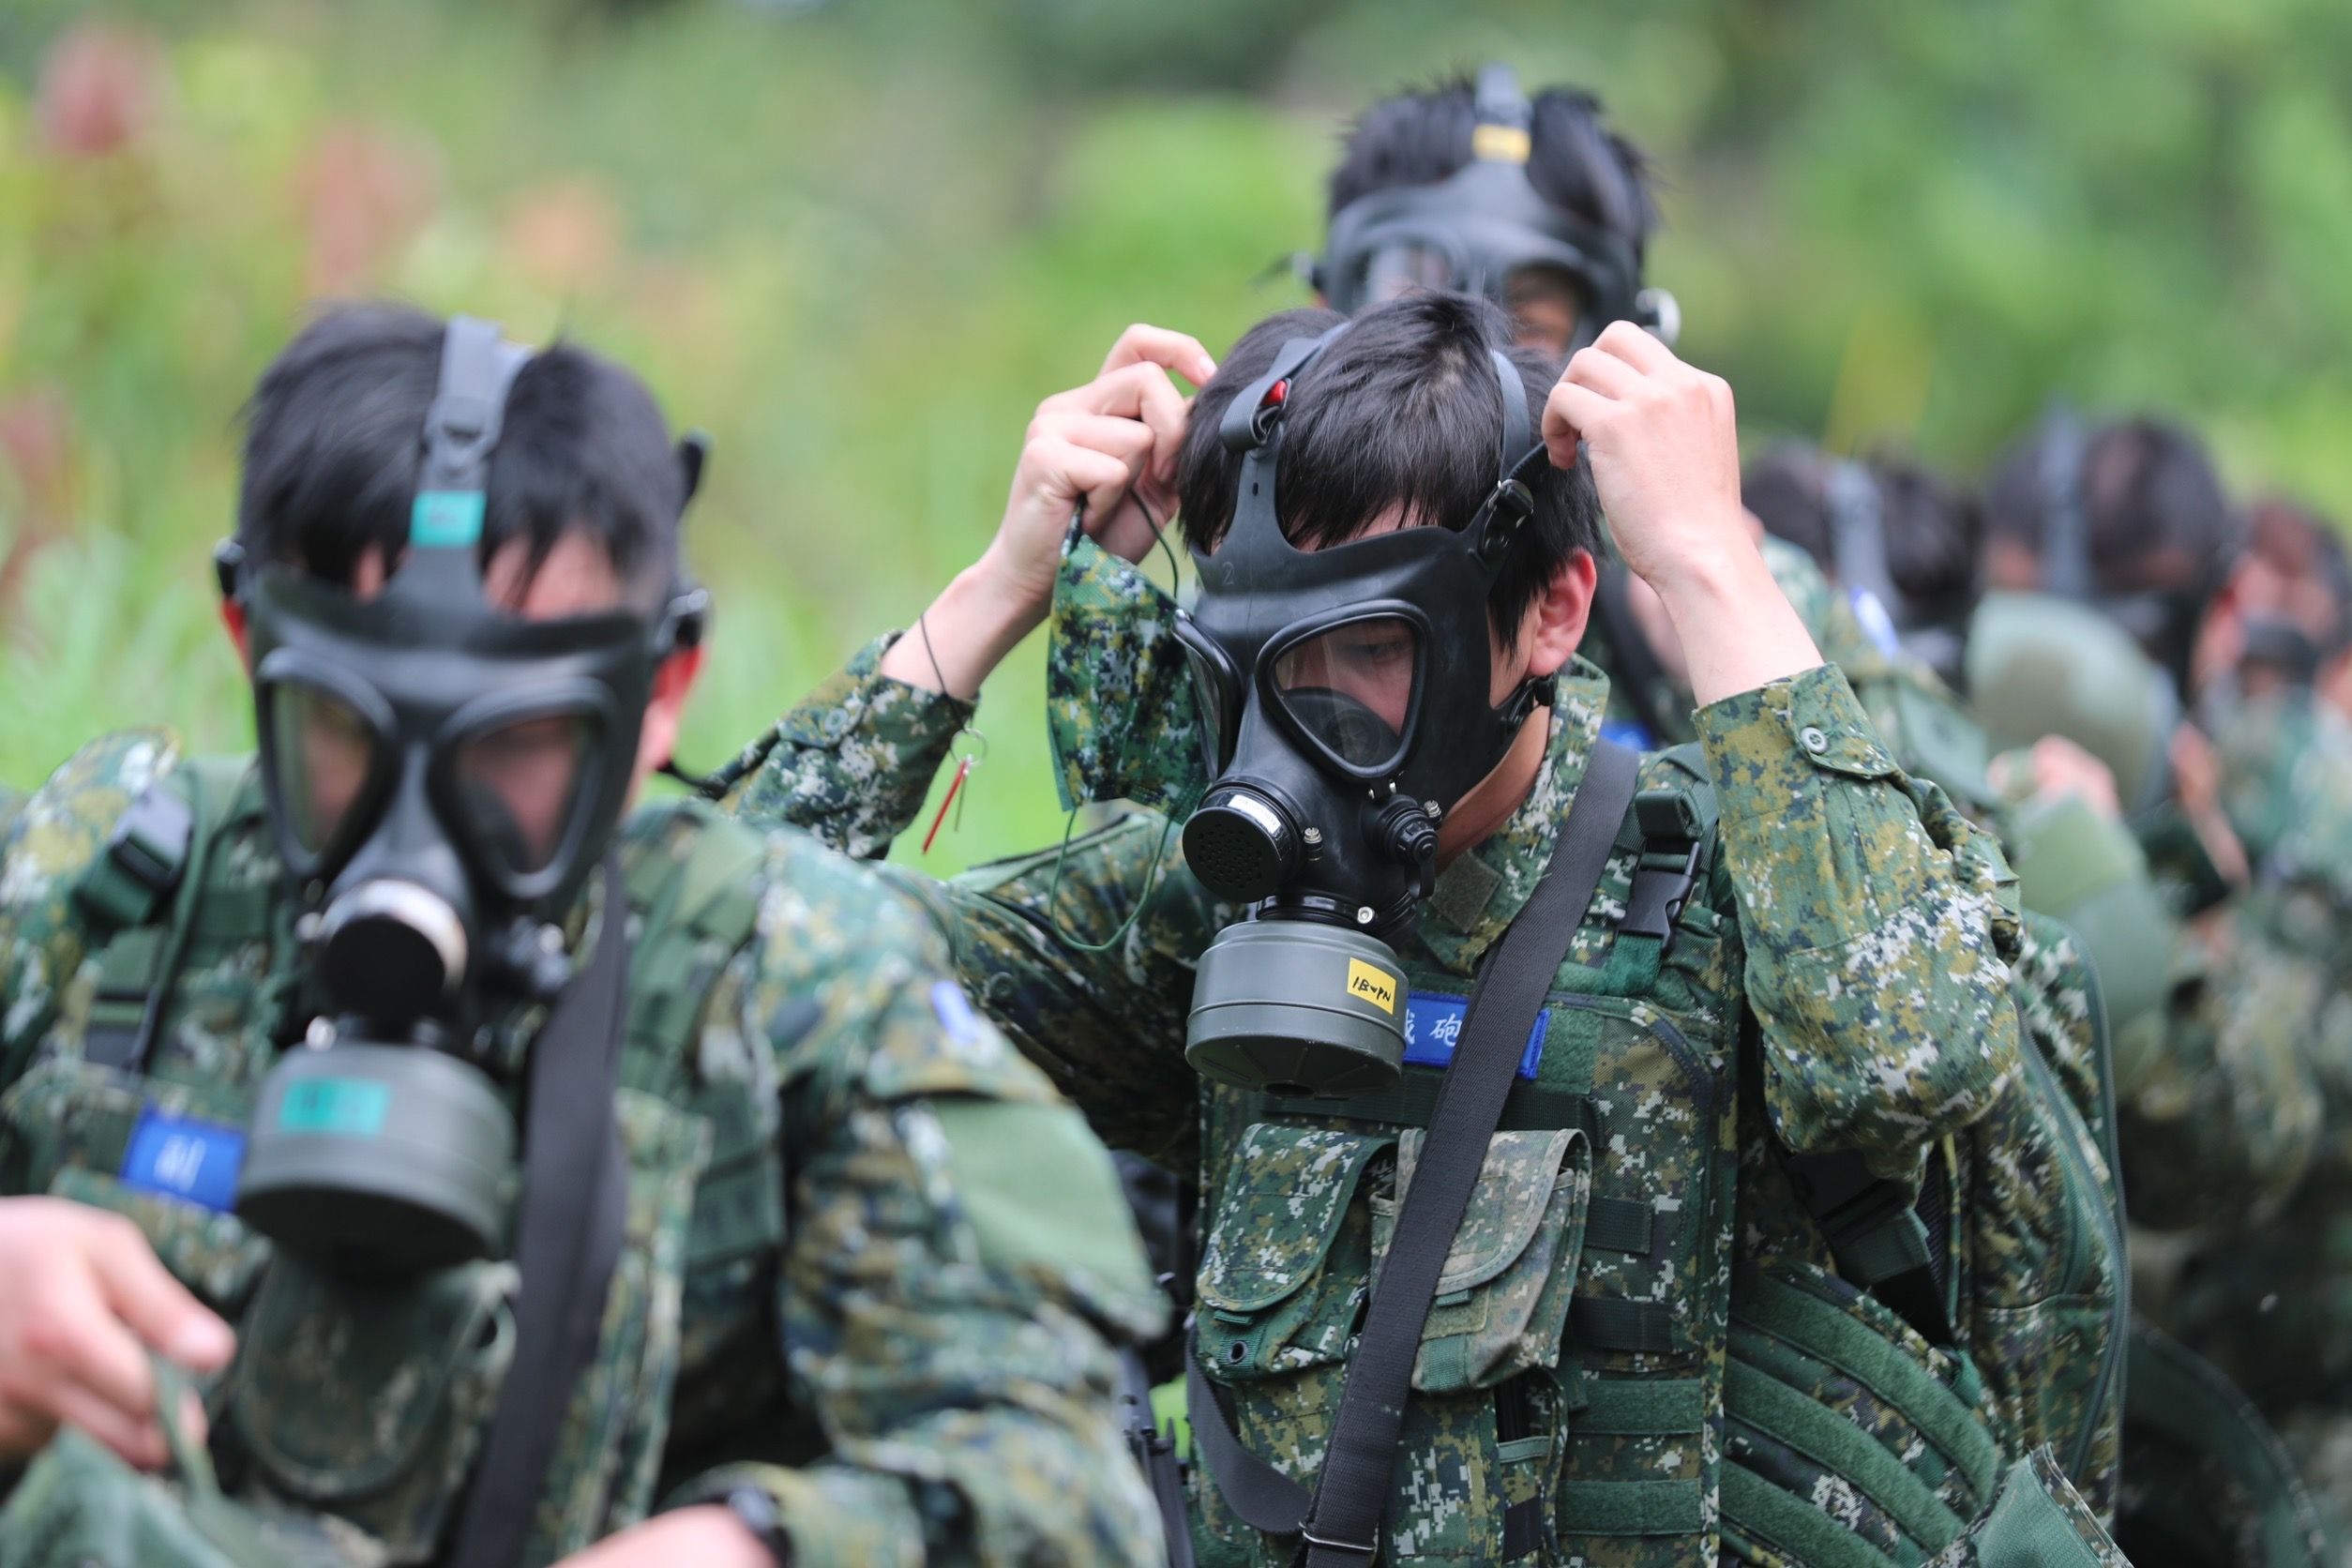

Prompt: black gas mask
[1176,324,1551,1097]
[1824,460,1976,693]
[1316,65,1678,354]
[221,316,705,1273]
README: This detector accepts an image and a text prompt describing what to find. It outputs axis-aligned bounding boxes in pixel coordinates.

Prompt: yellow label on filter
[1346,958,1400,1015]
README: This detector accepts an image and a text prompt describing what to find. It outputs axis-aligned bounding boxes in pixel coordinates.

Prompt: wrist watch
[720,1485,795,1567]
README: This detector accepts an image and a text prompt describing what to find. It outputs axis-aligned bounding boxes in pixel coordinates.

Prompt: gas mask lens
[1177,615,1243,776]
[449,710,603,880]
[1271,615,1421,774]
[267,679,385,864]
[1363,241,1462,305]
[1502,264,1589,357]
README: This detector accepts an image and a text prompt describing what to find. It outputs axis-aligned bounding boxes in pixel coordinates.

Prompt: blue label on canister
[1401,992,1547,1079]
[278,1078,390,1138]
[120,1109,246,1213]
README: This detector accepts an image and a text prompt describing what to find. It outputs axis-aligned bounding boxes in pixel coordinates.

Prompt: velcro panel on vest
[1725,1271,1999,1564]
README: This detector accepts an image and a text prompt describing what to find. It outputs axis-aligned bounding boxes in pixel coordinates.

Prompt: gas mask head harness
[219,315,706,1273]
[2033,404,2220,705]
[1316,64,1678,352]
[1822,458,1976,692]
[1176,319,1553,1097]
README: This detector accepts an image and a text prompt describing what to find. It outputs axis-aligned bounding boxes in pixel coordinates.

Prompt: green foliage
[5,0,2352,873]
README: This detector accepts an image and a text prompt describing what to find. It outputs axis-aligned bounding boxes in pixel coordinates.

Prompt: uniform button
[984,972,1017,1004]
[1800,726,1830,755]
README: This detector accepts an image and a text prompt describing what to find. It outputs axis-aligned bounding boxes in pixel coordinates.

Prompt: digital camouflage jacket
[0,729,1168,1568]
[726,637,2027,1565]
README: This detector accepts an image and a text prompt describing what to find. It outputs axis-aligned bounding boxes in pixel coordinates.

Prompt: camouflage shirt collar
[1408,655,1612,973]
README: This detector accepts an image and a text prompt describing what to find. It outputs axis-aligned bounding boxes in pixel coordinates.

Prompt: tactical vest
[1167,732,2128,1567]
[0,757,779,1566]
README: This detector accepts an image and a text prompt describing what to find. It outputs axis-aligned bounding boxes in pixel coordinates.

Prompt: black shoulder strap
[1188,739,1641,1563]
[447,856,633,1568]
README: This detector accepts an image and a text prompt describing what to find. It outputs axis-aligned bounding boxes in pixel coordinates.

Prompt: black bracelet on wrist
[719,1485,794,1567]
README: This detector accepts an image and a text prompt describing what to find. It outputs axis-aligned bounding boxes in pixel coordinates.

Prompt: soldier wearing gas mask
[0,306,1167,1568]
[1749,431,2342,1563]
[719,291,2147,1562]
[1975,423,2352,1562]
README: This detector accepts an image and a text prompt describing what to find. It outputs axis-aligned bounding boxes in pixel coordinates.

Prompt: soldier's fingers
[48,1378,179,1470]
[33,1279,164,1434]
[1565,347,1644,400]
[1038,412,1156,471]
[1542,383,1614,467]
[1593,318,1674,373]
[1035,441,1141,525]
[1098,324,1217,386]
[1071,362,1192,421]
[1131,372,1191,489]
[85,1217,234,1371]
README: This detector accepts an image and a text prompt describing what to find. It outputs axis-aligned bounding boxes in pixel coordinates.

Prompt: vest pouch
[1922,1449,2127,1568]
[225,1252,519,1562]
[1195,1123,1393,1381]
[1366,1126,1591,1394]
[0,1061,272,1318]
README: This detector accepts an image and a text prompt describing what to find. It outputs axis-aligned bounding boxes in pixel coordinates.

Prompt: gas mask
[221,316,705,1274]
[1171,324,1551,1098]
[1823,460,1975,693]
[1315,65,1678,354]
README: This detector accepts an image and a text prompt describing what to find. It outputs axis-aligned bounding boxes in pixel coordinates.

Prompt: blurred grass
[7,0,2352,872]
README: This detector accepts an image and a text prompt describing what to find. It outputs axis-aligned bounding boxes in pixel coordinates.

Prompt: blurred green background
[6,0,2351,872]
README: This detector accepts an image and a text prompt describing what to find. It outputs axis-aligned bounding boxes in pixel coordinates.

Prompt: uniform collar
[1408,655,1612,974]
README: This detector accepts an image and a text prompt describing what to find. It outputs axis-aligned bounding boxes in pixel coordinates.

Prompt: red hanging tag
[923,758,972,854]
[922,730,988,856]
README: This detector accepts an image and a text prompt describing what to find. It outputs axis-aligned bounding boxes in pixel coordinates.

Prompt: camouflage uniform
[728,632,2029,1563]
[0,729,1168,1567]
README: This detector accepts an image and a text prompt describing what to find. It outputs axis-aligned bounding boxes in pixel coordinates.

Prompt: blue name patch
[120,1108,246,1214]
[1599,717,1655,753]
[1402,992,1547,1079]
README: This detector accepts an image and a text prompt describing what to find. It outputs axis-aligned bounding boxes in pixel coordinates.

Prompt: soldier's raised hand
[0,1197,234,1467]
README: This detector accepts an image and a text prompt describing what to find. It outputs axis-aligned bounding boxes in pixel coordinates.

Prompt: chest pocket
[220,1087,712,1564]
[0,1061,274,1318]
[1194,1118,1591,1567]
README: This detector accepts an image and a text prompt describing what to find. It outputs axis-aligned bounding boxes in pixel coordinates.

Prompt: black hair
[1984,415,2239,591]
[1177,292,1597,649]
[1744,444,1984,610]
[1326,75,1658,258]
[238,302,684,609]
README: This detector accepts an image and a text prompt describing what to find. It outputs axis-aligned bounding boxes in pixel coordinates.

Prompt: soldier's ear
[1519,548,1598,682]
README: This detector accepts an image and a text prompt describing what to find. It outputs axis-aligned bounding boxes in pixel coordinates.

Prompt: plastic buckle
[106,785,194,897]
[1620,841,1700,953]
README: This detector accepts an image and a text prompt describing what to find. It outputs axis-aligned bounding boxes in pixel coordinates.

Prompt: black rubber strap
[447,857,633,1568]
[1190,741,1641,1563]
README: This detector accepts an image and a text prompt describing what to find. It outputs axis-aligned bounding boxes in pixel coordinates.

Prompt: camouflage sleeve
[723,634,972,859]
[692,840,1168,1566]
[1695,663,2022,1182]
[0,730,184,1084]
[875,812,1234,1174]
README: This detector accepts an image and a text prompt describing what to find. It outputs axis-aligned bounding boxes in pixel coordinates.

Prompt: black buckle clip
[105,784,194,897]
[1620,841,1700,953]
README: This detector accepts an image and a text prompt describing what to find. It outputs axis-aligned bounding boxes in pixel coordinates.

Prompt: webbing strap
[446,857,632,1568]
[1725,1358,1964,1552]
[1189,740,1641,1564]
[1552,1478,1703,1536]
[1570,1295,1677,1353]
[1250,1076,1588,1137]
[1732,1273,2000,1505]
[1582,1195,1657,1257]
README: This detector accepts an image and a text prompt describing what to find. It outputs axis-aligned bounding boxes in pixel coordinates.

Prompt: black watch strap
[720,1485,795,1568]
